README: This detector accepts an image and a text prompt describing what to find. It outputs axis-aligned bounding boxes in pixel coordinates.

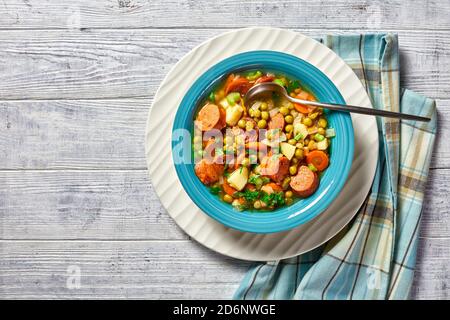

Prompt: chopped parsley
[287,80,301,94]
[260,191,286,207]
[235,189,261,202]
[209,186,221,194]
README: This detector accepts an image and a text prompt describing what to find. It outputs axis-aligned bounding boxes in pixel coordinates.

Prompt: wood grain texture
[1,99,448,170]
[0,240,249,299]
[0,170,185,240]
[0,0,449,30]
[0,239,446,299]
[1,99,149,169]
[0,169,448,240]
[0,29,448,100]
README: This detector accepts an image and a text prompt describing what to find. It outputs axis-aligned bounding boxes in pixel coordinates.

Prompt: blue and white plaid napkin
[234,34,437,300]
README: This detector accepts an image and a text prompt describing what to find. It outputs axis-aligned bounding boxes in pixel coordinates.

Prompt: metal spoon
[244,82,431,122]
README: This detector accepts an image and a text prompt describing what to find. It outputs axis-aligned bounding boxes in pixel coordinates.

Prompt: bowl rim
[171,50,354,233]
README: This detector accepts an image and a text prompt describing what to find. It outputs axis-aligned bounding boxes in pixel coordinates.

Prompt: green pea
[285,190,293,198]
[257,119,267,129]
[253,200,262,209]
[238,119,246,129]
[282,177,291,190]
[318,118,328,128]
[253,110,261,118]
[309,112,319,120]
[317,127,325,135]
[289,165,297,175]
[288,139,296,145]
[284,124,294,133]
[285,115,294,124]
[223,194,233,203]
[303,117,313,127]
[295,148,303,159]
[260,102,268,111]
[285,197,294,205]
[261,111,269,120]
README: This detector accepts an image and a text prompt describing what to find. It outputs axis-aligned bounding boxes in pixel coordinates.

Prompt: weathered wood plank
[1,0,449,30]
[1,99,149,169]
[1,99,448,170]
[0,169,448,240]
[0,239,446,299]
[0,99,450,170]
[0,240,249,299]
[0,29,448,100]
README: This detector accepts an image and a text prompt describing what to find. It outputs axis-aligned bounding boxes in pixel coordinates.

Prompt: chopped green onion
[246,70,262,81]
[208,91,215,102]
[325,128,336,138]
[273,79,285,87]
[294,133,303,141]
[308,163,318,172]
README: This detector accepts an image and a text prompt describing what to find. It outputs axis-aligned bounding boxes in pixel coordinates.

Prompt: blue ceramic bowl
[172,50,354,233]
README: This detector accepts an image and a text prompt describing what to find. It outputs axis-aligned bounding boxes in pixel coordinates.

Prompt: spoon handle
[287,97,431,122]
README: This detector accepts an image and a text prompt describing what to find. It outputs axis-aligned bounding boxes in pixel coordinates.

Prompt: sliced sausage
[289,165,319,197]
[195,103,220,131]
[213,105,227,130]
[254,75,275,84]
[225,77,251,95]
[194,158,224,185]
[260,155,289,184]
[268,113,285,131]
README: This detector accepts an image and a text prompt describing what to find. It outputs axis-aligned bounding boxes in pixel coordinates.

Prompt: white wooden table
[1,0,449,299]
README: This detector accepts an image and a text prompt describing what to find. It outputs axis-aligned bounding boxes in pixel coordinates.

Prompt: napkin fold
[234,34,437,300]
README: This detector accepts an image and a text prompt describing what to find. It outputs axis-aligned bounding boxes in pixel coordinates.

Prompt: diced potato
[227,167,249,191]
[226,105,243,126]
[280,142,296,160]
[293,123,308,140]
[317,139,328,150]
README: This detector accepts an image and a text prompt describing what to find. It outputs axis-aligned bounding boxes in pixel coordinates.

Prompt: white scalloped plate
[145,27,378,261]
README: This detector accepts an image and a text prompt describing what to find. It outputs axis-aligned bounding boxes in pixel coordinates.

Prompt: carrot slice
[306,150,329,171]
[294,103,310,114]
[294,91,316,114]
[195,103,220,131]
